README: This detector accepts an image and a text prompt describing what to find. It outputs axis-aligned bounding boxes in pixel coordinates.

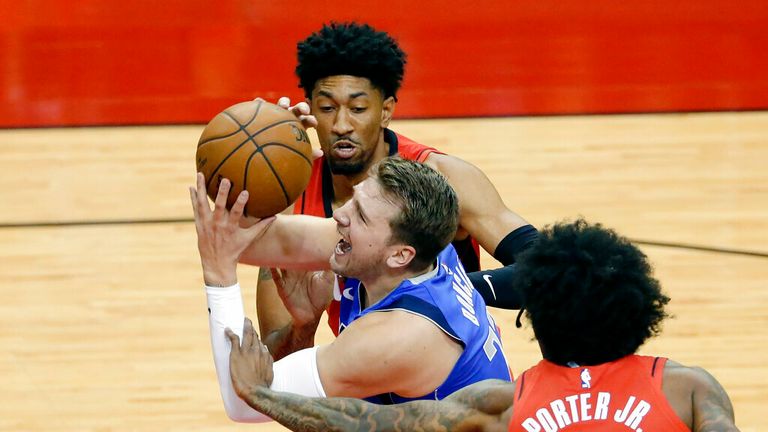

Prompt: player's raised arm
[190,172,337,272]
[425,153,538,309]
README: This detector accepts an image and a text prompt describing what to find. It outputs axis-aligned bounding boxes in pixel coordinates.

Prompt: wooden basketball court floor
[0,111,766,431]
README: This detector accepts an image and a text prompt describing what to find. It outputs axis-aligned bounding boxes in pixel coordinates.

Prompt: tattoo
[692,367,740,432]
[241,383,505,432]
[263,321,319,361]
[258,267,274,281]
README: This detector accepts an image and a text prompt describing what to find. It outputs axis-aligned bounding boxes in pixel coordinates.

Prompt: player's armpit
[316,310,462,399]
[239,214,337,269]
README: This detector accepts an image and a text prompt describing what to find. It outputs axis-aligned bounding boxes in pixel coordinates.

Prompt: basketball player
[190,158,511,422]
[225,219,740,431]
[256,21,538,359]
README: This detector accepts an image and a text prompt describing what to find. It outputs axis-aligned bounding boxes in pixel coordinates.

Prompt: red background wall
[1,0,766,127]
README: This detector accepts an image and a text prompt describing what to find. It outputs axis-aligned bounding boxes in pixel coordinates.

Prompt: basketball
[195,99,313,217]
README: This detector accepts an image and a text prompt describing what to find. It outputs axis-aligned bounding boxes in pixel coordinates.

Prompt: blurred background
[1,1,766,431]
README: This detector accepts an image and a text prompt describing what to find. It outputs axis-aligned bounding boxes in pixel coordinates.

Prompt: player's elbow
[222,395,272,423]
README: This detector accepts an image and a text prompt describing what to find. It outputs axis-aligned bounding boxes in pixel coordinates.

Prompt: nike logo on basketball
[342,287,354,300]
[483,275,497,300]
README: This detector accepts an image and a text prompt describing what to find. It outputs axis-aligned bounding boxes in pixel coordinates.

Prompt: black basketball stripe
[249,118,303,138]
[201,117,303,157]
[247,145,291,207]
[204,138,252,191]
[241,148,263,218]
[203,106,304,193]
[197,100,263,149]
[196,123,243,149]
[260,142,313,167]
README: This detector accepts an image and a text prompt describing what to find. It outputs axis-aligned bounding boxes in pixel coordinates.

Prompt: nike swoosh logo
[483,275,496,300]
[342,287,354,300]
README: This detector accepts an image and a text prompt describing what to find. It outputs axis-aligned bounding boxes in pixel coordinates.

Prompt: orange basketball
[195,99,313,217]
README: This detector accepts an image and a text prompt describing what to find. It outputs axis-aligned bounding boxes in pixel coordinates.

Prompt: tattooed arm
[664,360,740,432]
[689,367,740,432]
[240,382,513,432]
[227,317,516,432]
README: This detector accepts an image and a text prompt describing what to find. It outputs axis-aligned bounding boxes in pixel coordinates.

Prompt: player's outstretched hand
[190,173,276,286]
[227,317,274,396]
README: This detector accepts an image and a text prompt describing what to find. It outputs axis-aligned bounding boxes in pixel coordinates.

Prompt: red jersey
[293,129,481,335]
[509,355,689,431]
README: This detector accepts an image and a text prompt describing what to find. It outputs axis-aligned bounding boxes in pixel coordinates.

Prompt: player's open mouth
[335,238,352,255]
[332,141,357,159]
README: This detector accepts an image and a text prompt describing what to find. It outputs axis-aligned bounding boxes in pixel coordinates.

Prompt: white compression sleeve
[207,283,271,423]
[206,283,327,423]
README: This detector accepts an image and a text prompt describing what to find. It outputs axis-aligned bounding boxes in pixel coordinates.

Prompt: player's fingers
[214,178,231,215]
[310,147,323,160]
[229,190,248,222]
[277,97,291,109]
[292,101,310,115]
[241,317,255,349]
[247,318,269,356]
[299,114,318,129]
[194,173,213,216]
[225,328,241,350]
[189,186,199,219]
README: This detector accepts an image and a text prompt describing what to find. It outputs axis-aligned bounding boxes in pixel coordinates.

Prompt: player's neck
[361,263,436,308]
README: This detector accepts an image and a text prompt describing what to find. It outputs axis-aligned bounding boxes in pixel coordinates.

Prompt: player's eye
[351,106,367,113]
[319,106,335,113]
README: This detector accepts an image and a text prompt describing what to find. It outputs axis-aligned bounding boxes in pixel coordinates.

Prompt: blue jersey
[337,244,512,404]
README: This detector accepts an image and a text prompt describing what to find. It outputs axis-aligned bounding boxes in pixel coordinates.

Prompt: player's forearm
[468,224,539,310]
[206,284,272,422]
[239,386,486,432]
[239,214,335,269]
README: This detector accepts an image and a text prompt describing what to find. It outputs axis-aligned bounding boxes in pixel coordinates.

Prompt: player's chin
[327,158,366,176]
[329,256,349,276]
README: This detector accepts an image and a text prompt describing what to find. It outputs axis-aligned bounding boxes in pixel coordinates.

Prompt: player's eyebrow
[353,198,368,223]
[316,90,368,101]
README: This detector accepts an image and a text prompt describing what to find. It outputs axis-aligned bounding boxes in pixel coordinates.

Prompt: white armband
[270,345,326,397]
[206,283,326,424]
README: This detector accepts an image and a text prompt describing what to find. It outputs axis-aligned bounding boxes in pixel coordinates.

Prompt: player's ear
[381,96,395,128]
[386,244,415,270]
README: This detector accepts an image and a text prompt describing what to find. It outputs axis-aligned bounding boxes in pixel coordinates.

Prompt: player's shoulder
[354,310,453,348]
[422,151,487,179]
[663,359,717,388]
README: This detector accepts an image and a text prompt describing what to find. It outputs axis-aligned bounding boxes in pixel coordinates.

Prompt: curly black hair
[514,219,670,366]
[296,22,406,100]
